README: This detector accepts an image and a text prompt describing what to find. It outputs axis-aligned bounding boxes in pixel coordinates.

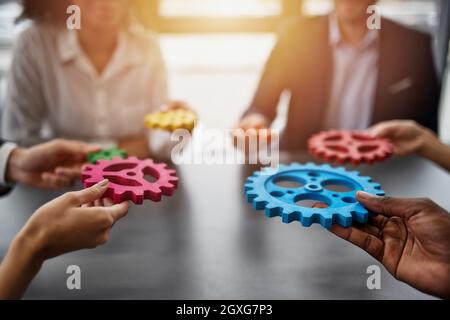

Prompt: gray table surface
[0,152,448,300]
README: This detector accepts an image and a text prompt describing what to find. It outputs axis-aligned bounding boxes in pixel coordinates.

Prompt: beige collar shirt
[324,13,380,130]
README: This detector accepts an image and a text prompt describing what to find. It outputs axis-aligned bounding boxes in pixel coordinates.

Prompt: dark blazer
[243,16,441,150]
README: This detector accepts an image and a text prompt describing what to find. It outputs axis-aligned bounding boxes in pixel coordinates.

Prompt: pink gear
[308,130,394,165]
[81,157,178,204]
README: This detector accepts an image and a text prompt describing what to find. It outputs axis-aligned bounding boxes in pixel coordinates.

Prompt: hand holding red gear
[308,130,394,165]
[81,157,178,204]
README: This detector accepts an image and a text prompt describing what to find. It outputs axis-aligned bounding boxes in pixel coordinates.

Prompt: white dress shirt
[2,23,169,147]
[324,14,380,130]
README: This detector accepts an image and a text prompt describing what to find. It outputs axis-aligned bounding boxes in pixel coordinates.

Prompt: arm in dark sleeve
[241,24,295,123]
[417,35,441,132]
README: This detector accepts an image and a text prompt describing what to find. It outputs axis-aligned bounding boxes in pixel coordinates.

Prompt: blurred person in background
[2,0,190,158]
[236,0,440,150]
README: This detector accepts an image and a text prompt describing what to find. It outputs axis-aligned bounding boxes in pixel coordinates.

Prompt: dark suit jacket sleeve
[419,35,440,132]
[242,23,296,123]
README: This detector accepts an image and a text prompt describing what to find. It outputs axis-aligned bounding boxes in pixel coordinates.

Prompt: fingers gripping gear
[81,157,178,204]
[308,130,393,165]
[244,163,385,229]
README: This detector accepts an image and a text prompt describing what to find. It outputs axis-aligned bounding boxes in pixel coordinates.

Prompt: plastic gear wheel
[87,148,128,164]
[81,157,178,204]
[308,130,393,165]
[145,109,197,132]
[244,162,385,229]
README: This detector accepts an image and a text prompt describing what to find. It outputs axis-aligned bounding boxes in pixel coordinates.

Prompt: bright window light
[159,0,282,17]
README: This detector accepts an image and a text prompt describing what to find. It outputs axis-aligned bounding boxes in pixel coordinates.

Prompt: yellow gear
[145,109,197,132]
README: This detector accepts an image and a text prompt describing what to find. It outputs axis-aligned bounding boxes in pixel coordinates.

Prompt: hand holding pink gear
[308,130,394,165]
[81,157,178,204]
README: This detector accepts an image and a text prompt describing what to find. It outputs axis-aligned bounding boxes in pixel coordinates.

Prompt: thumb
[368,123,396,138]
[356,191,414,218]
[108,202,130,223]
[70,179,109,206]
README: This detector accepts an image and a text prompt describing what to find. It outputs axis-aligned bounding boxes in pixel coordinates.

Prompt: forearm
[0,233,43,299]
[419,131,450,172]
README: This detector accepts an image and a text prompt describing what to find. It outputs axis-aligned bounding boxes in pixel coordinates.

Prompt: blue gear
[244,162,385,229]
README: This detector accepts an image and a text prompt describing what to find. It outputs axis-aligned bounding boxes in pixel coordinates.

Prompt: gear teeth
[299,214,313,227]
[246,191,258,203]
[351,209,369,224]
[332,211,352,228]
[97,159,108,165]
[265,205,282,218]
[244,183,255,192]
[282,210,300,224]
[308,130,393,165]
[80,157,178,205]
[252,197,268,210]
[244,162,384,229]
[335,166,346,173]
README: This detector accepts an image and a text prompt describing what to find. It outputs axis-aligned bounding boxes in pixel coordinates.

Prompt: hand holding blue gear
[244,163,385,229]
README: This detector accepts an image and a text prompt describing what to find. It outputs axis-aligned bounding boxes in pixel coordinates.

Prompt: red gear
[81,157,178,204]
[308,130,393,165]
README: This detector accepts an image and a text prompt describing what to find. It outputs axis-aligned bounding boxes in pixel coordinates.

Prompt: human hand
[0,180,129,299]
[368,120,436,156]
[17,179,129,261]
[232,113,272,151]
[330,192,450,299]
[6,139,99,189]
[236,113,270,131]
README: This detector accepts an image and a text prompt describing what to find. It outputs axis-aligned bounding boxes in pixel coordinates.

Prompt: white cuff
[0,142,18,185]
